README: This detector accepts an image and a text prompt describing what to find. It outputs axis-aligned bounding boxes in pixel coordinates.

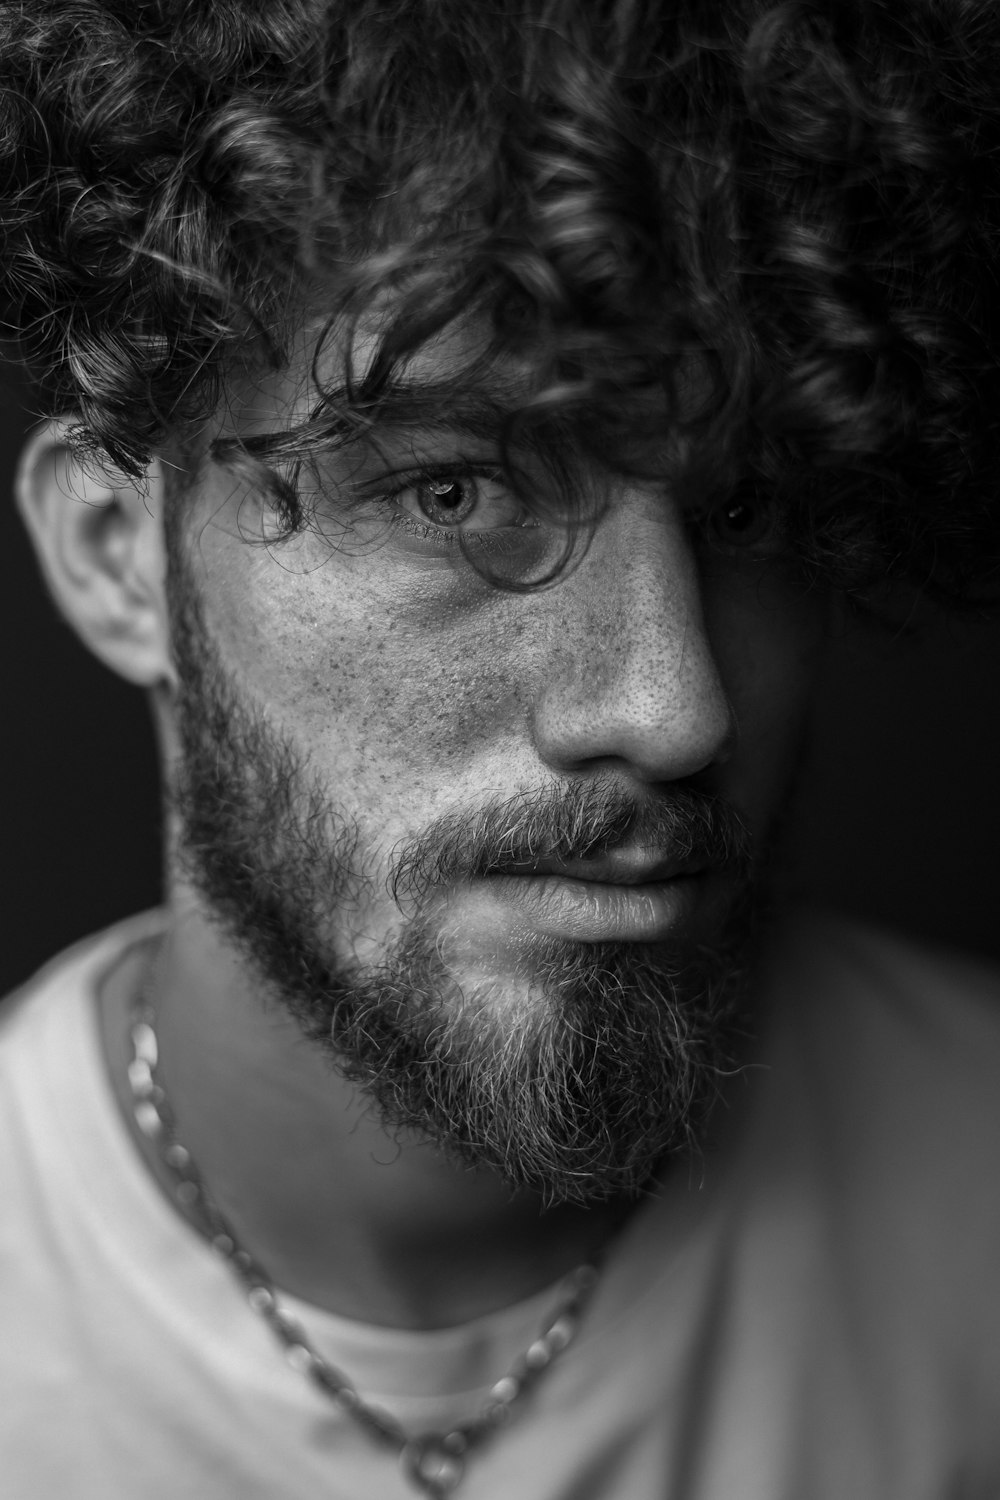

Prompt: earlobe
[15,420,176,689]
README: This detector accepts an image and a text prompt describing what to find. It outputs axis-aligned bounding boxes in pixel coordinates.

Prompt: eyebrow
[321,381,529,446]
[212,382,532,472]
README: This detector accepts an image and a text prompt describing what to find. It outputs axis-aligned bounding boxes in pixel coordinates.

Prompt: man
[2,1,1000,1496]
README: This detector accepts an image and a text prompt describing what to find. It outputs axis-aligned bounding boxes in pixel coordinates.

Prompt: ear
[16,420,176,689]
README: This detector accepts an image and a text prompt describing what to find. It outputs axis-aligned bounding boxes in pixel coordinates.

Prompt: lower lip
[480,873,701,944]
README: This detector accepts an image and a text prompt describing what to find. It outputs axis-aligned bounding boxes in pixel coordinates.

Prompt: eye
[702,486,781,552]
[393,470,529,533]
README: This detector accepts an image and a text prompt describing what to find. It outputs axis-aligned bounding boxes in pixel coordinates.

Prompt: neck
[99,901,635,1330]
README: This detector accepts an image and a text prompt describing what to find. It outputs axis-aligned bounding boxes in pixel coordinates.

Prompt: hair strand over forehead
[1,0,1000,607]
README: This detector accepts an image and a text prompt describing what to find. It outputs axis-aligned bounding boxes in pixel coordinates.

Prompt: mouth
[501,848,706,887]
[472,849,715,944]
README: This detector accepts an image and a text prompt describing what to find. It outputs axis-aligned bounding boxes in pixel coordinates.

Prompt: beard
[166,543,767,1209]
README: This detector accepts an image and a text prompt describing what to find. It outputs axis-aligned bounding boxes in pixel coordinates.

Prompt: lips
[449,836,719,946]
[477,865,702,944]
[500,847,706,887]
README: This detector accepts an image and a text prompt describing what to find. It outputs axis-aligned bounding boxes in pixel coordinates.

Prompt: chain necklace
[126,996,603,1499]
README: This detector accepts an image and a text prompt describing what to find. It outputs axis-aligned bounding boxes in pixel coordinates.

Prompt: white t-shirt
[2,912,1000,1499]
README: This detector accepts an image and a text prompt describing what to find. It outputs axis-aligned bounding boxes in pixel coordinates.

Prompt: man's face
[163,324,825,1205]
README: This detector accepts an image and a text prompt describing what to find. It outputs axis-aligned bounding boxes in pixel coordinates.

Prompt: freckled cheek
[345,646,523,801]
[218,582,524,813]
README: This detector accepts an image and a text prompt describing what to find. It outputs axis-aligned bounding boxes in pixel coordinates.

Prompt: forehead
[215,309,531,443]
[207,301,706,476]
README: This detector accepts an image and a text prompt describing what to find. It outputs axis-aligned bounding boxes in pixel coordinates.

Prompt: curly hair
[1,0,999,604]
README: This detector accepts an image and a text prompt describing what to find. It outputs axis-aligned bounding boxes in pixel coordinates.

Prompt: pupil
[724,501,755,532]
[429,480,465,511]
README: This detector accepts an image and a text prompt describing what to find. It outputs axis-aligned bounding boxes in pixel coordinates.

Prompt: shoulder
[764,909,1000,1171]
[773,910,1000,1109]
[754,909,1000,1268]
[0,912,166,1078]
[759,911,1000,1372]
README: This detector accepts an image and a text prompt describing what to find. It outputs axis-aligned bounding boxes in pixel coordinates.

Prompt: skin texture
[17,322,828,1328]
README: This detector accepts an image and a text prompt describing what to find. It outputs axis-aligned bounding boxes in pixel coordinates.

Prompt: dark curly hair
[1,0,999,604]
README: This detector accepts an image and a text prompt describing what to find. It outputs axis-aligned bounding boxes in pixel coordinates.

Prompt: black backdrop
[3,371,999,996]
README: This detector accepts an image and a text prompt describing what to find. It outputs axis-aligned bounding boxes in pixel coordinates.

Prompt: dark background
[3,368,999,996]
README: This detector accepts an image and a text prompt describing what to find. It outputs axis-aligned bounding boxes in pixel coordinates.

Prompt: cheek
[200,536,527,814]
[706,568,828,814]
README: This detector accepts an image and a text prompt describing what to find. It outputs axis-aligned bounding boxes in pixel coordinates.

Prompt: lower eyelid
[390,510,464,544]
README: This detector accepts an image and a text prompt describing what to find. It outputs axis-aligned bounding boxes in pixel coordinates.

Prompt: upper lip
[499,849,706,886]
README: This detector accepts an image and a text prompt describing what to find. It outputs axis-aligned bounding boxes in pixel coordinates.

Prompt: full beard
[166,546,767,1208]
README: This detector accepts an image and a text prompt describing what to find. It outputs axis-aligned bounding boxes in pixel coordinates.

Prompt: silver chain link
[127,1001,602,1498]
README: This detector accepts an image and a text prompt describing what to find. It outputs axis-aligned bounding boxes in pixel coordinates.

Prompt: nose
[529,500,737,785]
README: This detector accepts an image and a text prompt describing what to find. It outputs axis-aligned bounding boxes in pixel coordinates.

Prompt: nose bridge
[530,508,736,783]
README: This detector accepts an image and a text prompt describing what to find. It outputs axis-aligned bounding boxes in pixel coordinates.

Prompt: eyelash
[366,464,782,557]
[374,464,513,546]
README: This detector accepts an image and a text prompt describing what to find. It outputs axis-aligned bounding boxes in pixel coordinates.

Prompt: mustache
[388,777,753,906]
